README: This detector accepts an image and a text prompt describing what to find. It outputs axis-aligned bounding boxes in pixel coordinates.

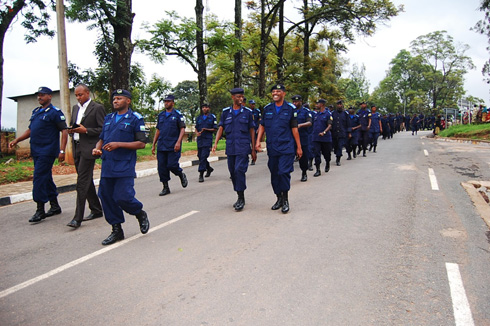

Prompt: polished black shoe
[45,198,62,217]
[205,167,214,177]
[67,219,81,228]
[313,168,321,177]
[234,198,245,211]
[83,212,103,221]
[179,172,188,188]
[135,210,150,234]
[271,195,283,210]
[336,158,341,166]
[199,172,204,183]
[250,160,255,166]
[300,171,307,182]
[101,224,124,245]
[281,192,290,214]
[357,148,361,155]
[347,154,352,160]
[325,162,330,172]
[159,182,171,196]
[29,210,46,223]
[308,159,313,171]
[353,151,357,158]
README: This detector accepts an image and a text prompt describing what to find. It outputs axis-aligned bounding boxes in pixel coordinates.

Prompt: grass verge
[438,123,490,140]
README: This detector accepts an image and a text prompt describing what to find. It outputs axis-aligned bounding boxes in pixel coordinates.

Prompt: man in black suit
[66,84,106,228]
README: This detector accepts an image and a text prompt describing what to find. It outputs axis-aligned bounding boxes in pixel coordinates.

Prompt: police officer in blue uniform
[368,105,382,152]
[152,94,188,196]
[195,103,217,182]
[213,88,256,211]
[307,104,317,171]
[291,95,312,182]
[93,89,149,246]
[256,84,302,214]
[331,99,351,166]
[346,106,361,160]
[249,99,261,165]
[356,101,371,157]
[311,99,333,177]
[10,87,68,223]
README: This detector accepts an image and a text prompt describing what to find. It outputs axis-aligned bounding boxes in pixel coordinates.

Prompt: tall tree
[173,80,200,124]
[234,0,242,87]
[0,0,54,129]
[195,0,207,106]
[472,0,490,85]
[66,0,134,94]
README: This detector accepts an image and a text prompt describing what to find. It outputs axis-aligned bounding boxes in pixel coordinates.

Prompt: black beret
[230,88,245,95]
[291,95,302,101]
[270,84,286,92]
[112,89,132,99]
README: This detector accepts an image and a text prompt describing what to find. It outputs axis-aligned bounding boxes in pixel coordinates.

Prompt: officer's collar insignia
[125,114,129,118]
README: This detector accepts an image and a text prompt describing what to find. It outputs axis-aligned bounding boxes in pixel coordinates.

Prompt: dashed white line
[446,263,475,326]
[424,149,429,157]
[0,210,199,299]
[428,168,439,190]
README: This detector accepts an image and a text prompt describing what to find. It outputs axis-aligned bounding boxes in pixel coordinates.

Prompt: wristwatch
[60,150,65,154]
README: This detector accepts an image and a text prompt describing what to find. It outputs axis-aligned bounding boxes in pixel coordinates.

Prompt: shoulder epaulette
[133,111,143,119]
[243,107,252,112]
[175,110,182,115]
[222,107,231,112]
[287,102,295,109]
[212,114,216,118]
[263,103,273,109]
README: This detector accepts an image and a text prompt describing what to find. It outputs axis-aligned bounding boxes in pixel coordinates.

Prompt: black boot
[179,172,188,188]
[314,165,321,177]
[29,202,46,223]
[101,224,124,245]
[271,193,283,210]
[336,156,341,166]
[301,171,307,182]
[205,166,214,177]
[199,171,204,183]
[45,198,62,217]
[281,191,290,214]
[325,161,330,172]
[369,144,373,151]
[357,147,361,155]
[373,145,377,153]
[234,191,245,211]
[347,153,352,160]
[135,210,150,234]
[353,147,357,158]
[363,149,367,157]
[159,181,171,196]
[308,159,313,171]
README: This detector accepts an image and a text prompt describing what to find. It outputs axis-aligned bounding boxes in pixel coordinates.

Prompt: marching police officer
[368,105,382,152]
[356,101,371,157]
[346,107,361,160]
[9,87,68,223]
[152,94,188,196]
[93,89,149,245]
[195,103,217,182]
[256,84,302,214]
[291,95,312,182]
[249,99,261,165]
[311,99,332,177]
[331,99,351,166]
[213,88,256,211]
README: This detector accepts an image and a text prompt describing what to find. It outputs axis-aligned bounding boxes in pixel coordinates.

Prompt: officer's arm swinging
[151,129,160,155]
[58,129,68,162]
[212,126,224,153]
[9,129,31,148]
[255,125,265,152]
[249,127,257,162]
[174,126,185,152]
[292,127,302,159]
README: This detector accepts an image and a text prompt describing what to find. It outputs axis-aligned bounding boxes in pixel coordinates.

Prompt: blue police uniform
[196,113,217,172]
[295,106,312,172]
[29,103,67,203]
[312,109,333,170]
[252,108,261,132]
[410,115,420,134]
[308,110,318,165]
[219,106,254,191]
[369,111,381,149]
[331,109,351,162]
[261,101,298,194]
[98,109,147,225]
[347,113,360,157]
[156,109,186,182]
[357,108,371,153]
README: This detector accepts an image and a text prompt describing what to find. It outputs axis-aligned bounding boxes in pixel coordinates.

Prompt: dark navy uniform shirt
[261,101,298,156]
[28,103,67,157]
[99,109,147,178]
[156,109,186,151]
[295,106,312,145]
[219,106,254,156]
[331,110,351,138]
[369,112,381,132]
[252,108,261,131]
[312,110,333,142]
[349,114,360,136]
[357,109,371,131]
[196,113,217,148]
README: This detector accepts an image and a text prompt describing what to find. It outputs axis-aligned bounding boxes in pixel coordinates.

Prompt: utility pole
[56,0,74,164]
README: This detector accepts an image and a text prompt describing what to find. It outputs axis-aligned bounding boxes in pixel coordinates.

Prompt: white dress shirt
[74,99,91,141]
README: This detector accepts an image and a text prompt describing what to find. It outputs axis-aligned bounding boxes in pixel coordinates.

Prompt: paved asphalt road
[1,130,489,325]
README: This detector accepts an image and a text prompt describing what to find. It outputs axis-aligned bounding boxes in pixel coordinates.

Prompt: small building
[8,89,77,158]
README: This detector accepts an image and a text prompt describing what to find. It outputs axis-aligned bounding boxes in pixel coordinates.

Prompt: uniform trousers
[369,131,380,147]
[157,150,183,182]
[98,177,143,225]
[313,142,332,166]
[197,146,211,172]
[359,130,369,150]
[32,155,58,203]
[73,145,102,222]
[298,141,310,172]
[332,136,346,157]
[227,155,249,192]
[267,154,295,195]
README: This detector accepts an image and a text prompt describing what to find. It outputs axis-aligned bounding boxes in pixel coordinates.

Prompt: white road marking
[422,142,425,145]
[0,210,199,299]
[428,168,439,190]
[424,149,429,157]
[446,263,475,326]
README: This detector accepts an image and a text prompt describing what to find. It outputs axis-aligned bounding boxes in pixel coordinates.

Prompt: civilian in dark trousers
[67,84,105,228]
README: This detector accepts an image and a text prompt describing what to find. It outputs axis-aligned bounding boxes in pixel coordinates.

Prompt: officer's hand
[58,153,65,163]
[255,142,262,152]
[8,140,17,149]
[348,133,352,139]
[73,124,87,134]
[174,143,181,152]
[103,142,118,152]
[296,147,303,159]
[251,150,257,162]
[196,131,201,137]
[212,145,217,154]
[92,148,102,156]
[151,145,156,155]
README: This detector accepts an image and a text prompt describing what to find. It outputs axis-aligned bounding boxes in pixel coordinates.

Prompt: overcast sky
[2,0,488,129]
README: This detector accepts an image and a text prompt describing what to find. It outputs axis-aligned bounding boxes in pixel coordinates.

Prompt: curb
[0,156,228,207]
[434,136,490,146]
[461,181,490,229]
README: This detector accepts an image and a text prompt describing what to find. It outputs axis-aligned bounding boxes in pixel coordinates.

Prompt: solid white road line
[424,149,429,157]
[0,210,199,299]
[446,263,475,326]
[428,168,439,190]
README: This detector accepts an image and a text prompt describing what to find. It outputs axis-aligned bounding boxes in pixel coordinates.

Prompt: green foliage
[438,123,490,139]
[173,80,200,124]
[472,0,490,84]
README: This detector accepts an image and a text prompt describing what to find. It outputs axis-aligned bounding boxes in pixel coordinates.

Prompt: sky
[2,0,488,129]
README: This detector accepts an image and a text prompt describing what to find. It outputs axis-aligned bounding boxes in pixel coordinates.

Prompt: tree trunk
[110,0,134,94]
[259,0,268,98]
[195,0,208,107]
[302,0,310,102]
[276,0,285,83]
[233,0,242,88]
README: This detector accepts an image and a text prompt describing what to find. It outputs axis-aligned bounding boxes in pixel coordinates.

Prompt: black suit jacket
[71,100,106,159]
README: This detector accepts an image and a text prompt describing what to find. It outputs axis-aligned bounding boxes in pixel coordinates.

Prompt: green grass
[438,123,490,139]
[137,139,226,159]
